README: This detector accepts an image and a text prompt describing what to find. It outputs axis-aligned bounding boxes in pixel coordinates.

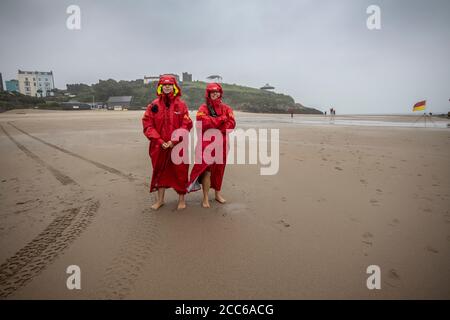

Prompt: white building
[143,76,159,84]
[143,74,180,85]
[17,70,55,97]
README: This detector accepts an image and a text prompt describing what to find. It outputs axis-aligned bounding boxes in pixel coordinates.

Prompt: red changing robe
[187,83,236,192]
[142,75,192,194]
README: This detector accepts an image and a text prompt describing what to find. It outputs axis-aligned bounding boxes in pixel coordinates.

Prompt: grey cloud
[1,0,449,113]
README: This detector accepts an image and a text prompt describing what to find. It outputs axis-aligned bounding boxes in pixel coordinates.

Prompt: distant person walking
[187,83,236,208]
[142,75,193,210]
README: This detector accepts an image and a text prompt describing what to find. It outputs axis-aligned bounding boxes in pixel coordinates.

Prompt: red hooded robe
[187,83,236,192]
[142,75,192,194]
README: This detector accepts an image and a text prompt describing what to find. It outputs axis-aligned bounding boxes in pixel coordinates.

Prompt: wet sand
[0,109,449,299]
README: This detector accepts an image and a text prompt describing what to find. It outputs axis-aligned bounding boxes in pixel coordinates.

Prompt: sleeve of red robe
[171,101,192,146]
[142,103,164,145]
[219,105,236,133]
[196,104,227,130]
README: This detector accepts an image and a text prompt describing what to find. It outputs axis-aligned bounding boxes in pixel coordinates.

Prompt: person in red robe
[142,75,192,210]
[187,83,236,207]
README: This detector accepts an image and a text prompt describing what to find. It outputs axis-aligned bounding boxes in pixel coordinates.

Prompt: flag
[413,100,426,111]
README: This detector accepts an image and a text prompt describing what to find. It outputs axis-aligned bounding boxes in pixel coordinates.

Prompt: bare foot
[215,194,226,204]
[177,201,186,210]
[151,201,164,210]
[202,199,210,208]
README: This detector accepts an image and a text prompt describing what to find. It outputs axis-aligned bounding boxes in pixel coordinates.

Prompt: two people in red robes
[142,75,235,210]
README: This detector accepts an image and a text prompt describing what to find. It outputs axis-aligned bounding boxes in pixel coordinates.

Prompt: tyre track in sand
[1,124,76,186]
[0,199,100,298]
[94,206,161,299]
[3,121,159,299]
[0,124,102,298]
[7,121,136,182]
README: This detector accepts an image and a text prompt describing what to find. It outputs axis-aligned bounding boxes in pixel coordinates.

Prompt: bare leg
[177,193,186,210]
[201,172,211,208]
[151,187,165,210]
[215,190,226,204]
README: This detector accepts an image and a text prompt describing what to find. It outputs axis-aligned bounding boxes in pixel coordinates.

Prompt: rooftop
[107,96,132,103]
[18,70,53,75]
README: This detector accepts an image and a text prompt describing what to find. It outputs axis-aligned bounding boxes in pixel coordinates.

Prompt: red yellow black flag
[413,100,426,111]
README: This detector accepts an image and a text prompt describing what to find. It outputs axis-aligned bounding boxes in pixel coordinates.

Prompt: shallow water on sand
[237,114,450,129]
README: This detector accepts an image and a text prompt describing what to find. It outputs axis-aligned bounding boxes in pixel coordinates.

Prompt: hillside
[182,81,321,114]
[0,79,322,114]
[66,79,322,114]
[0,91,46,112]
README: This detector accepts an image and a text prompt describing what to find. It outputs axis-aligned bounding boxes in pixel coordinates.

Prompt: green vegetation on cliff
[0,79,322,114]
[67,79,322,114]
[0,91,45,112]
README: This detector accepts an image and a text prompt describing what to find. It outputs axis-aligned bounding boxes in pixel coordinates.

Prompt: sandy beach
[0,109,449,299]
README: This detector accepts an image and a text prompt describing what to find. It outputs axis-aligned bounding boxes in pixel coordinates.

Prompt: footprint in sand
[350,217,361,223]
[445,213,450,223]
[334,166,343,171]
[362,240,373,246]
[388,269,400,280]
[376,189,382,193]
[360,179,368,185]
[369,199,380,206]
[16,199,35,205]
[362,232,373,239]
[362,232,373,246]
[277,219,290,228]
[281,197,287,202]
[388,218,400,227]
[425,245,439,254]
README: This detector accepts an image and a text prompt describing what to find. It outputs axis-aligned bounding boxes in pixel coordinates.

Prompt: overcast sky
[1,0,449,114]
